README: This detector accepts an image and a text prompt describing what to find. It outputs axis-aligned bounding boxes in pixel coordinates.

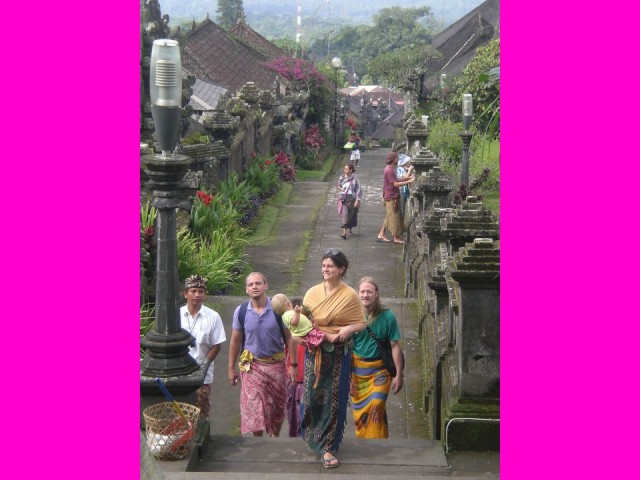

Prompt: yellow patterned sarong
[350,354,392,438]
[239,349,285,372]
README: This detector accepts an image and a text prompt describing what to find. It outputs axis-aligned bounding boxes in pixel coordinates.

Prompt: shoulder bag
[365,326,404,377]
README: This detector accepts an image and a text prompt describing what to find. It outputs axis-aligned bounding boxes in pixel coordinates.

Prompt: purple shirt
[232,297,285,357]
[383,164,400,200]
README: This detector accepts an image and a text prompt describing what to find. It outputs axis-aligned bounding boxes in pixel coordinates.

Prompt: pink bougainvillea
[263,56,326,86]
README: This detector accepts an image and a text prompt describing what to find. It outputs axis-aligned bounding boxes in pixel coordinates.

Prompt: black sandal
[322,452,339,469]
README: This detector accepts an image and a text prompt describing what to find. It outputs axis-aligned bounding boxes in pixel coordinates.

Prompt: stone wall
[404,165,500,451]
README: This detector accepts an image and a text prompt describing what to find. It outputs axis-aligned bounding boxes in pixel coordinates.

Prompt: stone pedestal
[405,115,428,155]
[417,166,453,213]
[440,197,499,254]
[449,238,500,397]
[423,206,453,256]
[140,153,207,431]
[411,147,439,177]
[438,238,500,451]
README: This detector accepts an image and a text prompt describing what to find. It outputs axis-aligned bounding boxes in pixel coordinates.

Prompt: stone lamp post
[331,56,342,150]
[140,39,205,397]
[422,115,429,146]
[405,115,428,157]
[460,94,474,189]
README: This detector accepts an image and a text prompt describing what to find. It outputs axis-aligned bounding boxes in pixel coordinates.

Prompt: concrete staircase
[156,435,499,479]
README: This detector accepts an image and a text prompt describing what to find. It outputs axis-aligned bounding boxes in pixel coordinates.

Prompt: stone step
[149,433,499,480]
[187,435,452,477]
[165,473,494,480]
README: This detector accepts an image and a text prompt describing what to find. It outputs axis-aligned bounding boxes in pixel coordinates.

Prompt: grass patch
[472,138,499,220]
[230,152,340,295]
[481,190,500,221]
[296,151,341,181]
[471,136,500,192]
[283,225,314,295]
[246,183,293,245]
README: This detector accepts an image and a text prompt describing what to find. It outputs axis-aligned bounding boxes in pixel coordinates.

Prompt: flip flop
[377,237,391,242]
[322,452,339,469]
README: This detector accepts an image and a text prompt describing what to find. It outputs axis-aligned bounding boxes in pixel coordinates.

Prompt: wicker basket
[143,402,200,460]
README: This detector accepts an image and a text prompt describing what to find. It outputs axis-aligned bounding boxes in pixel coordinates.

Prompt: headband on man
[184,275,207,290]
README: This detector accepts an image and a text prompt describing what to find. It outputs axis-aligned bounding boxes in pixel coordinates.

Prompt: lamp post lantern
[460,93,474,189]
[462,93,473,132]
[440,73,448,119]
[141,39,204,392]
[331,56,342,150]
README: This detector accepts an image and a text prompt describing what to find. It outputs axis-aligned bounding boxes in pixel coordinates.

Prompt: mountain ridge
[158,0,486,39]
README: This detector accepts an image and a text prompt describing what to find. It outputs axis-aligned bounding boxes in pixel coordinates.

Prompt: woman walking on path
[350,277,404,438]
[299,249,367,468]
[336,163,362,239]
[377,151,415,244]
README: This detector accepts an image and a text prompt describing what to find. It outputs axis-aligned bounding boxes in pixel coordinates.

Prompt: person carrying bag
[336,163,362,239]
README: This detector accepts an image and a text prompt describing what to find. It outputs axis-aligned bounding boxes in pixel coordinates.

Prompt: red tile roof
[230,19,285,60]
[182,18,283,94]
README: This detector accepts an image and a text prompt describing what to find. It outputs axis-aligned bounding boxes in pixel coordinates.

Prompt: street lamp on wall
[439,73,448,119]
[331,56,342,150]
[460,93,474,189]
[462,93,473,132]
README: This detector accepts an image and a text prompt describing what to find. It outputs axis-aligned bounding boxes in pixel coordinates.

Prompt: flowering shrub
[141,200,157,241]
[263,56,326,90]
[274,151,296,182]
[190,189,243,239]
[345,117,357,132]
[295,124,324,169]
[245,155,281,198]
[451,169,489,206]
[304,124,324,151]
[196,190,214,206]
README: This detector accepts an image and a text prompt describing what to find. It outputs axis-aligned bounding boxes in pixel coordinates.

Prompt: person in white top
[336,163,362,239]
[180,274,226,420]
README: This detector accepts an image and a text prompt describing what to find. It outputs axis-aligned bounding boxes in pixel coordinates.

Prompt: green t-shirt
[352,308,401,359]
[282,310,313,336]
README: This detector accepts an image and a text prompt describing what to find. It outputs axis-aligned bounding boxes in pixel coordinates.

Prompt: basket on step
[143,402,200,460]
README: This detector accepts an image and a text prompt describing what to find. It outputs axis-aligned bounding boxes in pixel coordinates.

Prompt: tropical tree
[306,6,437,80]
[448,38,500,136]
[217,0,245,30]
[367,44,440,88]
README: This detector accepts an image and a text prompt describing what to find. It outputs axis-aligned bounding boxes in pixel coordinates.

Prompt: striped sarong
[350,355,392,438]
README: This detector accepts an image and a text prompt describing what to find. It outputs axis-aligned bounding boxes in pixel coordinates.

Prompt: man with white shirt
[180,274,226,420]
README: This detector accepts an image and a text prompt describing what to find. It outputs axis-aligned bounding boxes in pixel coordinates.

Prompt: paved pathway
[156,147,499,478]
